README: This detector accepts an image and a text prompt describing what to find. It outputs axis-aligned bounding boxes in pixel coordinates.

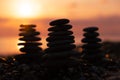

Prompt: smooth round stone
[82,38,101,43]
[48,25,72,31]
[83,32,99,37]
[47,40,75,47]
[48,31,73,36]
[20,24,36,27]
[20,47,42,52]
[18,42,42,46]
[83,27,98,32]
[49,19,70,26]
[46,36,74,42]
[82,43,102,49]
[19,32,40,36]
[45,44,76,53]
[19,37,41,41]
[19,29,36,32]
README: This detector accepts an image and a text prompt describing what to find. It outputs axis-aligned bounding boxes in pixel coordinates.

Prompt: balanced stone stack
[16,24,42,63]
[81,27,104,63]
[44,19,78,67]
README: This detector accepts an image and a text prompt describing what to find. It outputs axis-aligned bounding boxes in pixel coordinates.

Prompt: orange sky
[0,0,120,54]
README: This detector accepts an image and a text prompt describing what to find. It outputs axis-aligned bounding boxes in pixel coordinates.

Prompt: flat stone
[48,31,73,36]
[20,47,42,52]
[19,32,40,36]
[82,38,101,43]
[45,44,76,53]
[49,19,70,26]
[46,36,74,42]
[19,37,41,41]
[19,29,36,32]
[18,42,42,46]
[20,24,36,27]
[48,25,72,31]
[47,40,75,47]
[83,27,98,32]
[83,32,99,37]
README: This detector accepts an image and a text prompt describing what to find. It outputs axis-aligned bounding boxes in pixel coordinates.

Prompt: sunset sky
[0,0,120,55]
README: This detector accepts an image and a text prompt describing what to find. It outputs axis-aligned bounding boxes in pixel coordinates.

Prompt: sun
[14,0,42,18]
[18,3,33,17]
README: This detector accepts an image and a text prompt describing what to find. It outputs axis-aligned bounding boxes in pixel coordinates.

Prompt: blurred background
[0,0,120,56]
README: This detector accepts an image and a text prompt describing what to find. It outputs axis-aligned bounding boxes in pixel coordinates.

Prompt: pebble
[83,32,99,37]
[45,44,76,53]
[49,19,70,26]
[48,25,72,31]
[20,24,36,27]
[19,32,40,36]
[83,27,98,32]
[47,40,75,47]
[82,38,102,43]
[48,31,73,36]
[46,36,74,42]
[19,37,41,41]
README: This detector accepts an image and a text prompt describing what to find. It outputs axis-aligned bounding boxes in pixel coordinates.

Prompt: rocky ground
[0,57,119,80]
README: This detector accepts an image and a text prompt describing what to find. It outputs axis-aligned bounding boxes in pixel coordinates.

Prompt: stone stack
[44,19,78,67]
[16,24,42,63]
[18,24,42,53]
[81,27,104,63]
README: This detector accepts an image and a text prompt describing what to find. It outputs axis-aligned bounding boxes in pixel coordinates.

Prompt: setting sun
[13,0,42,18]
[18,3,34,17]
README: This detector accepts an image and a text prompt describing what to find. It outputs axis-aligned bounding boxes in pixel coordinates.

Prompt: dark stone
[83,27,98,32]
[83,32,99,37]
[46,36,74,42]
[19,37,41,41]
[18,43,42,46]
[20,29,36,31]
[20,24,36,27]
[48,31,73,36]
[82,38,101,43]
[47,40,75,47]
[20,46,42,52]
[48,25,72,31]
[19,32,40,36]
[49,19,70,26]
[45,44,76,53]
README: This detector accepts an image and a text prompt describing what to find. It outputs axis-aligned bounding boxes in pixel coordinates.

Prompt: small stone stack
[16,24,42,63]
[44,19,78,67]
[81,27,104,63]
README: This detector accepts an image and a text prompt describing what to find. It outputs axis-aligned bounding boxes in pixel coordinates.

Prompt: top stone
[20,24,36,27]
[83,27,98,32]
[49,19,70,26]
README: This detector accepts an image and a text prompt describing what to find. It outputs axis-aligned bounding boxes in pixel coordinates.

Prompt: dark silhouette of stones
[45,19,76,53]
[83,27,98,32]
[15,24,43,63]
[18,24,42,54]
[81,27,104,63]
[48,24,72,31]
[49,19,69,26]
[44,19,79,67]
